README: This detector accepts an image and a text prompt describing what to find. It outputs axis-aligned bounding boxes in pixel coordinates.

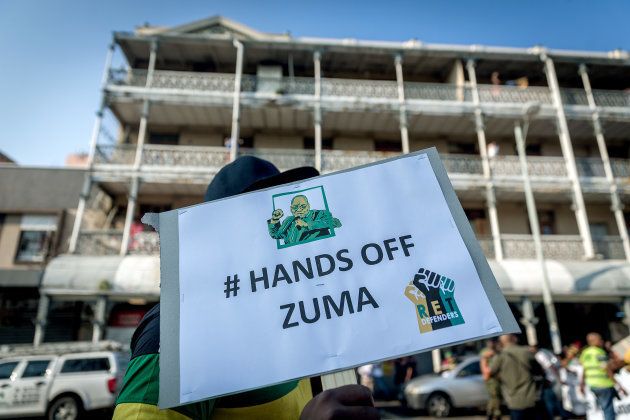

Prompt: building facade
[38,16,630,350]
[0,165,87,343]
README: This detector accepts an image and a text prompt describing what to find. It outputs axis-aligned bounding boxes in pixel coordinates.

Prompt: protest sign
[146,147,519,408]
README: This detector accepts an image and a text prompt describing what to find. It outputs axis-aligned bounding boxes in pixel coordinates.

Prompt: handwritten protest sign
[148,148,519,408]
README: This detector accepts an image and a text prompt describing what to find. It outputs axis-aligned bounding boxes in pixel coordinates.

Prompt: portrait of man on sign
[267,187,342,248]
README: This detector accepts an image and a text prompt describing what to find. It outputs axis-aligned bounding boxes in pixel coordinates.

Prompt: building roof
[116,15,630,65]
[0,166,86,212]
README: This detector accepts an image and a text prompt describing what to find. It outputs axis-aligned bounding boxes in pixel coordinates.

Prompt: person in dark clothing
[113,156,379,420]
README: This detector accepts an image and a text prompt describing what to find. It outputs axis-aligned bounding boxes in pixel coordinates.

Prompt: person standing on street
[579,332,617,420]
[481,334,548,420]
[480,339,503,420]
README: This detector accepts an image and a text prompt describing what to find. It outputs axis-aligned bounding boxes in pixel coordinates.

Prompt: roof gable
[163,15,266,39]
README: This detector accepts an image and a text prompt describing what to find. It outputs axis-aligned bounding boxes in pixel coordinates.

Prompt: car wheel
[426,392,452,417]
[47,395,82,420]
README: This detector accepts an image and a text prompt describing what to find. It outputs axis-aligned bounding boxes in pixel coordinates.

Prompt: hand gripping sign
[146,148,519,409]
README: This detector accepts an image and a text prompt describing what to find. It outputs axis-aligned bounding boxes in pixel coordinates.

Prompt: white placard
[155,150,518,407]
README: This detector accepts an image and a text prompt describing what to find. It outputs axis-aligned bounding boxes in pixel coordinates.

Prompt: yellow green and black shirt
[114,304,313,419]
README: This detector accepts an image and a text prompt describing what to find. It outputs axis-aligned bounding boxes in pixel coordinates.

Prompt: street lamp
[514,102,562,354]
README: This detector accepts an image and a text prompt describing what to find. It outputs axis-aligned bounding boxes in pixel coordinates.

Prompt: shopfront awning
[41,254,160,300]
[489,259,630,300]
[42,255,630,302]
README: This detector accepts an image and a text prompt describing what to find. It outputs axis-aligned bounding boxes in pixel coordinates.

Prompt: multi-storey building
[38,16,630,350]
[0,164,86,343]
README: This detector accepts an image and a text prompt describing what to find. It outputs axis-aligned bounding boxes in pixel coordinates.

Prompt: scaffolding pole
[466,59,503,260]
[394,54,410,154]
[542,54,595,260]
[578,64,630,261]
[514,121,562,354]
[313,50,323,171]
[230,40,244,162]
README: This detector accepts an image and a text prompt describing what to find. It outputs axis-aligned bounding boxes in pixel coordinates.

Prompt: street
[377,400,487,419]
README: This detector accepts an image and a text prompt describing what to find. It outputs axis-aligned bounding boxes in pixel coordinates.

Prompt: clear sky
[1,0,628,166]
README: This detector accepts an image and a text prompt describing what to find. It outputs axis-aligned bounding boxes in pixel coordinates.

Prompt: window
[303,137,333,150]
[590,223,609,238]
[537,211,555,235]
[457,361,481,377]
[374,140,401,152]
[60,357,110,374]
[15,215,57,263]
[148,133,179,145]
[22,360,51,378]
[465,209,488,235]
[0,361,19,379]
[448,142,476,155]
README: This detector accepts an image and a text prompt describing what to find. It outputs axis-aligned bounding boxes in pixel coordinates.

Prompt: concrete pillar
[394,54,410,154]
[92,296,107,343]
[542,54,595,259]
[33,295,50,346]
[520,297,539,346]
[68,175,92,253]
[120,177,140,255]
[579,64,630,261]
[132,40,158,169]
[313,50,323,171]
[230,40,244,162]
[466,60,503,260]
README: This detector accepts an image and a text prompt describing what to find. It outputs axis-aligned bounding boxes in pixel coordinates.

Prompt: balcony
[75,230,159,255]
[108,69,630,110]
[75,230,624,260]
[92,145,630,194]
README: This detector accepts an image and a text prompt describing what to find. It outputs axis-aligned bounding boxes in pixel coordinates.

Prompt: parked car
[403,356,487,417]
[0,344,129,419]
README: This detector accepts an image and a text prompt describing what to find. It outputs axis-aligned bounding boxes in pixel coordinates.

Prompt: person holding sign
[268,194,342,246]
[113,156,378,420]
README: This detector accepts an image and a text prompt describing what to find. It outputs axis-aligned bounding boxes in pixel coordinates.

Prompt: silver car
[403,356,488,417]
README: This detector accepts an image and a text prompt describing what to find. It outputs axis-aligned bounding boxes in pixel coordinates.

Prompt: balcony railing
[562,88,630,108]
[76,230,123,255]
[94,145,630,185]
[129,231,160,254]
[109,69,630,109]
[75,229,624,260]
[75,231,158,255]
[500,234,585,260]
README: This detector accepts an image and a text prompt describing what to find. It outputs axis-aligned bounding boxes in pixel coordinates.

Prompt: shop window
[15,215,57,263]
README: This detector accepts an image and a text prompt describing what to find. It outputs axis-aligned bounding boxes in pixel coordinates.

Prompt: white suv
[0,349,129,419]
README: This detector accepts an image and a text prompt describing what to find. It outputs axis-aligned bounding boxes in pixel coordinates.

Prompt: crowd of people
[356,331,630,419]
[480,332,629,420]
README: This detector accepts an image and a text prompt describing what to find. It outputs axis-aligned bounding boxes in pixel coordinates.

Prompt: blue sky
[0,0,628,166]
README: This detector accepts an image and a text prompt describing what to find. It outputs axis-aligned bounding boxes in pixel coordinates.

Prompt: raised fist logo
[405,267,464,334]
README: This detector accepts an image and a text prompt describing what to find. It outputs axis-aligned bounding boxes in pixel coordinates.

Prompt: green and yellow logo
[404,268,465,334]
[267,185,342,249]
